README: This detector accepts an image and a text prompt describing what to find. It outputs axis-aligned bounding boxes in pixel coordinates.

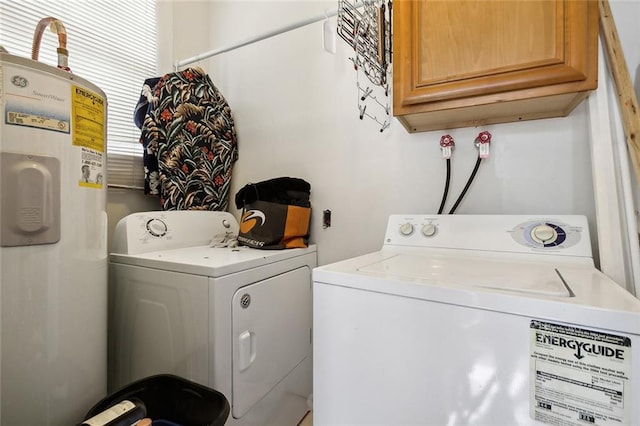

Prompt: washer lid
[358,253,572,297]
[110,244,316,277]
[314,249,640,335]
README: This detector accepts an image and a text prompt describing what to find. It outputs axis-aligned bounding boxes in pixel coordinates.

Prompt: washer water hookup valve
[440,134,455,159]
[474,131,492,159]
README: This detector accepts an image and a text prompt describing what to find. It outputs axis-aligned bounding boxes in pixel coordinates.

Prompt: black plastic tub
[83,374,230,426]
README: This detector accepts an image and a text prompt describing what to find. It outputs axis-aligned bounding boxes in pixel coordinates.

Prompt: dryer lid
[357,253,572,297]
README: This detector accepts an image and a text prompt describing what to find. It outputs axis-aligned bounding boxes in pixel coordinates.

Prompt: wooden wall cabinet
[392,0,599,133]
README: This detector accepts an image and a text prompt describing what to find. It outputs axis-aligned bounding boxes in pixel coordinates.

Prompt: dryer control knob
[531,224,556,244]
[399,223,414,236]
[146,218,168,237]
[421,224,437,237]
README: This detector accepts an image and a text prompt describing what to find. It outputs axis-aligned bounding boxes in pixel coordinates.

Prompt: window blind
[0,0,157,188]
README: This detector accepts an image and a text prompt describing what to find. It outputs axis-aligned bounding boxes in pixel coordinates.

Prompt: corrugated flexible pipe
[31,17,70,72]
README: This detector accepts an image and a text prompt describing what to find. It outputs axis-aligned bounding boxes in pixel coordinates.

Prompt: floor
[298,411,313,426]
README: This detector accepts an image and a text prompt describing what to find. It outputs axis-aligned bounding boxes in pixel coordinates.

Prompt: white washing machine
[109,211,316,425]
[313,214,640,426]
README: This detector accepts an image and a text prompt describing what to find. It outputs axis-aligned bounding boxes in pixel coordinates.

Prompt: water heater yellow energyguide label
[72,85,105,188]
[71,85,105,152]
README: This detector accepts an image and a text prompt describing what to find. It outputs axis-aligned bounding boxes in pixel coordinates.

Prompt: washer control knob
[146,218,168,237]
[399,223,414,236]
[222,219,231,228]
[531,224,556,243]
[421,224,437,237]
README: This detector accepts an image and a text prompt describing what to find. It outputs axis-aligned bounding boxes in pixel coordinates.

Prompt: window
[0,0,158,188]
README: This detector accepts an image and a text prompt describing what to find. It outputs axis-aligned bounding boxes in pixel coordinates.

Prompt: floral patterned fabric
[139,68,238,211]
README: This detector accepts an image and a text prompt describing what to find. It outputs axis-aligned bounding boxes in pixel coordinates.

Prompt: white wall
[140,0,640,267]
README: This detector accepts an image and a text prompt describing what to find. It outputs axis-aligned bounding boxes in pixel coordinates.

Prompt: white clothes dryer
[313,214,640,426]
[109,211,316,426]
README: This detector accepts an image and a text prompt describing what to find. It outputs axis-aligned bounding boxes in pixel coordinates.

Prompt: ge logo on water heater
[11,75,28,88]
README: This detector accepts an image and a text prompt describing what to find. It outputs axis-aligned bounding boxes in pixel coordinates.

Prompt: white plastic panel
[111,211,239,255]
[313,282,640,425]
[108,264,210,391]
[231,267,312,419]
[1,152,60,246]
[384,215,592,258]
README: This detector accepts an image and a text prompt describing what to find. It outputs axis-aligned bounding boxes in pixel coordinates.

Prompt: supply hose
[448,157,481,215]
[437,158,451,214]
[31,17,70,71]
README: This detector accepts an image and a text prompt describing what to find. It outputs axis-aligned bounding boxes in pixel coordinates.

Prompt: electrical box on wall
[323,210,331,229]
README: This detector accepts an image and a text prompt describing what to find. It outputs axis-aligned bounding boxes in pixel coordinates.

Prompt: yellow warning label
[71,85,105,152]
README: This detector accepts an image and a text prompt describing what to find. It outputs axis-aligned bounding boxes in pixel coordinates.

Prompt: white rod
[174,7,340,70]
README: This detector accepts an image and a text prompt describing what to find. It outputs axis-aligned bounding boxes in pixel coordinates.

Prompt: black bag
[234,177,311,249]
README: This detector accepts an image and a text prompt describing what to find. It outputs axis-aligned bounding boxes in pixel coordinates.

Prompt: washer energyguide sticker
[530,321,631,426]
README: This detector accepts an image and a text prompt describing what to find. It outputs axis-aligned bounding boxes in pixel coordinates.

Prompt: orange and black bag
[234,177,311,249]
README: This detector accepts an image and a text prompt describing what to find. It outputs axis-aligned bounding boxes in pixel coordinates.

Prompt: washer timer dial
[146,218,168,237]
[511,219,580,250]
[531,224,557,244]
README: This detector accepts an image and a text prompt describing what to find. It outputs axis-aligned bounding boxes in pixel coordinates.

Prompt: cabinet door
[393,0,598,132]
